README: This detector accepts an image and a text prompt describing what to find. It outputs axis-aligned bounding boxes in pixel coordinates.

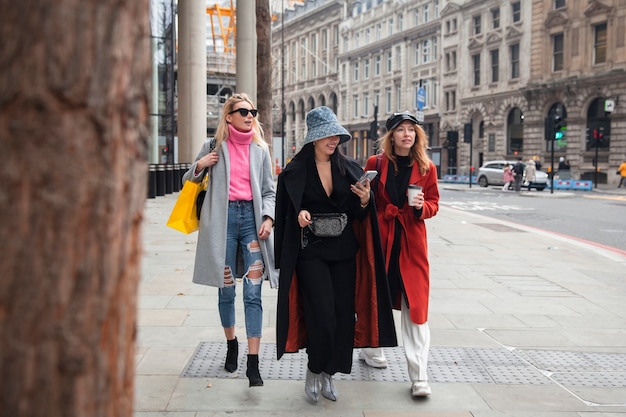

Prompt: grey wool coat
[182,137,279,288]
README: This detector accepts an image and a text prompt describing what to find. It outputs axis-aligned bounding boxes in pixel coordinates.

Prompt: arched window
[507,107,524,154]
[586,97,610,150]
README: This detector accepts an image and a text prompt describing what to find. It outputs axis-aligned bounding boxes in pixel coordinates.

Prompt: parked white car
[477,160,548,191]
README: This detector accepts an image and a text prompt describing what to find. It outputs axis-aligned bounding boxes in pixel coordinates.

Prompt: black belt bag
[308,213,348,237]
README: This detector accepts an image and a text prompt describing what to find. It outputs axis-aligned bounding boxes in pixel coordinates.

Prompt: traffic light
[553,115,566,140]
[370,120,379,140]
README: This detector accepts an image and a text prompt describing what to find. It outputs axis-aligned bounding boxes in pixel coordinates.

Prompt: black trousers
[295,256,356,375]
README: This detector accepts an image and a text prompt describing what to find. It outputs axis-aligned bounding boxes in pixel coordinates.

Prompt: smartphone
[357,170,378,185]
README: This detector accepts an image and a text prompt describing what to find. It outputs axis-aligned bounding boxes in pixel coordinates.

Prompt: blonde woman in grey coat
[182,93,277,387]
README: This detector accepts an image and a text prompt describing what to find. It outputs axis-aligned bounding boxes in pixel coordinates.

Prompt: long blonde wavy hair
[377,120,431,176]
[214,93,265,149]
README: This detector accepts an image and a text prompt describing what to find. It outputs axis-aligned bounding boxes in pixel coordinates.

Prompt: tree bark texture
[0,1,150,416]
[256,0,273,149]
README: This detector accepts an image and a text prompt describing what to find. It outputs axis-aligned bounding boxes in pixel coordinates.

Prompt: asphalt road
[439,186,626,252]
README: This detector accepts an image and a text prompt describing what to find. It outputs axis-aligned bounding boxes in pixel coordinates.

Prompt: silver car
[477,160,548,191]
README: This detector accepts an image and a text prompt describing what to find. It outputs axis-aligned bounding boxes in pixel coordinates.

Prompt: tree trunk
[0,1,150,416]
[256,0,273,151]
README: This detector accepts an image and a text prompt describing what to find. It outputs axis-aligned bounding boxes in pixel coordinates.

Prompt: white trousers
[400,297,430,382]
[364,297,430,382]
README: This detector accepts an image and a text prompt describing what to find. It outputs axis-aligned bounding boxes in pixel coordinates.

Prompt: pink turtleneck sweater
[226,124,253,201]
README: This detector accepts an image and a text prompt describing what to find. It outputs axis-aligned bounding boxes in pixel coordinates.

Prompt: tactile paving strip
[516,349,626,388]
[181,343,573,385]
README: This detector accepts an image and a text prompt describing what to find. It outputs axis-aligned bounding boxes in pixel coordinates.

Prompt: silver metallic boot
[304,369,321,402]
[321,372,338,401]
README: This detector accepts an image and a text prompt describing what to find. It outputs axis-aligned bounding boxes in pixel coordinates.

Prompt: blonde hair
[214,93,265,149]
[377,121,431,175]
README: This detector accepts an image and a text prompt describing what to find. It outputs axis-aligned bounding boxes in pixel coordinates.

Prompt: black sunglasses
[229,108,258,117]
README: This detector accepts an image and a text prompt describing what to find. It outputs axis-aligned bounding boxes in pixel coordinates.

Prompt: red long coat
[365,155,439,324]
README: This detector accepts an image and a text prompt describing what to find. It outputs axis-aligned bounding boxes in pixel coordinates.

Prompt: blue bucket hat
[386,112,420,131]
[304,106,351,145]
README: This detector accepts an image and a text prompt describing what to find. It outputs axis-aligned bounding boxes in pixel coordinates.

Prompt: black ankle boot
[224,337,238,373]
[246,354,264,387]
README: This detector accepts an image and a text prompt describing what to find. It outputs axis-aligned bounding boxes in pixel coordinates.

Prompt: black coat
[274,156,397,359]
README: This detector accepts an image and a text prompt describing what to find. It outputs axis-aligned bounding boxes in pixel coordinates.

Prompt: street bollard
[172,164,181,192]
[156,164,165,196]
[148,164,157,199]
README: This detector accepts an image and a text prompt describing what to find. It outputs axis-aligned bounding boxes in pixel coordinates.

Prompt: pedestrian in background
[502,164,514,191]
[182,93,277,387]
[524,159,536,191]
[274,106,396,403]
[512,157,525,192]
[618,160,626,188]
[360,112,440,397]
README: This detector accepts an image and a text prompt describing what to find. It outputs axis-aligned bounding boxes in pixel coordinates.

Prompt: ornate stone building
[272,0,626,184]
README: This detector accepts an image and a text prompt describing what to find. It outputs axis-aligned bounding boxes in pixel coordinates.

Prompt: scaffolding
[206,1,236,54]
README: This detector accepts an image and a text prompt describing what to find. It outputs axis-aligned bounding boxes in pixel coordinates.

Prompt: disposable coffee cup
[407,185,422,206]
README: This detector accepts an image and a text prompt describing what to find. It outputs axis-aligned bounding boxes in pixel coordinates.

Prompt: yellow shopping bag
[167,174,208,234]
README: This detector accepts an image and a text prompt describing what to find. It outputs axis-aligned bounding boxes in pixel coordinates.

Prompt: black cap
[386,112,420,131]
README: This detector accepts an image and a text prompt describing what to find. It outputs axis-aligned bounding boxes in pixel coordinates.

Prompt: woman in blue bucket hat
[274,106,397,403]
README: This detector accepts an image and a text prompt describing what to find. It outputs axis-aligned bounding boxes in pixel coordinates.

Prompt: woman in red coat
[361,112,439,397]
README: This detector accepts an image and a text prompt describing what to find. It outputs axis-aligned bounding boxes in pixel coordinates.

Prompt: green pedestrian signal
[553,115,566,140]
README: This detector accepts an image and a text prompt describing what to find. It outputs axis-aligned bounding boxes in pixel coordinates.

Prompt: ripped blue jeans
[219,200,264,338]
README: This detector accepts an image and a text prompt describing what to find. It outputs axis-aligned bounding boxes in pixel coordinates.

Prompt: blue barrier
[553,180,573,190]
[572,180,593,191]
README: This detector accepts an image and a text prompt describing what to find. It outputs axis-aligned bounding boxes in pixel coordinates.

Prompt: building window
[414,43,420,66]
[354,61,359,81]
[388,18,393,36]
[353,95,359,118]
[422,39,431,63]
[414,8,420,26]
[472,53,480,86]
[553,33,564,71]
[445,91,456,111]
[490,49,499,82]
[375,55,381,76]
[387,51,392,72]
[434,0,439,18]
[423,4,429,23]
[376,23,382,41]
[398,13,403,31]
[510,43,520,78]
[512,2,521,23]
[365,28,371,44]
[473,15,481,35]
[594,23,607,64]
[491,8,500,29]
[554,0,565,9]
[364,58,370,79]
[507,107,524,154]
[355,32,360,49]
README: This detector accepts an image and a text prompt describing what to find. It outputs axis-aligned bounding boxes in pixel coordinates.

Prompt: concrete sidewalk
[135,192,626,417]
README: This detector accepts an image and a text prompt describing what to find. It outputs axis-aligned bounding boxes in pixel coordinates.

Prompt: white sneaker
[411,381,432,397]
[359,348,388,368]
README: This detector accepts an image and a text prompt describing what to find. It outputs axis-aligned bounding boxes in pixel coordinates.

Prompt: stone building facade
[271,0,626,184]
